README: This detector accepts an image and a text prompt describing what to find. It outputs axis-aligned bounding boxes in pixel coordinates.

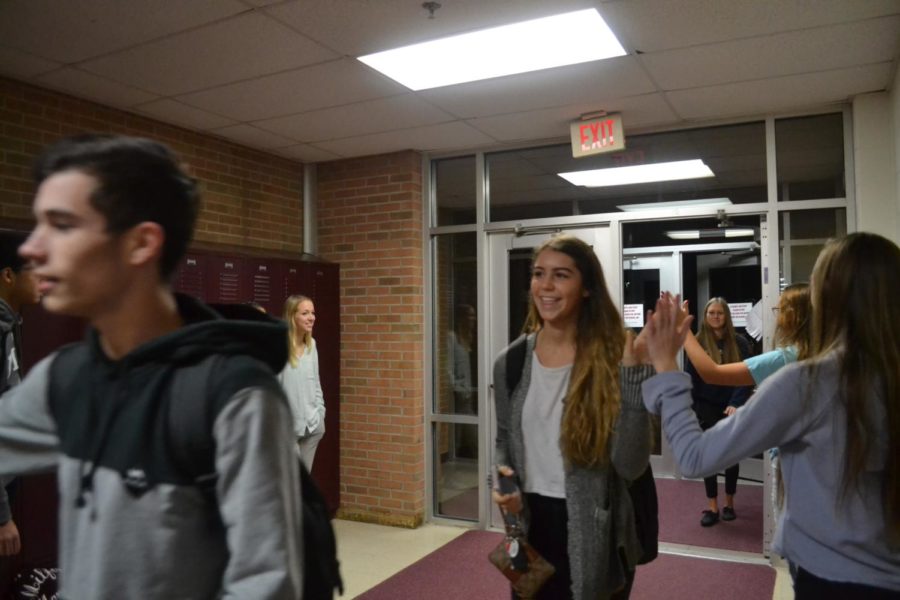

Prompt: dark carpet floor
[356,528,776,599]
[656,478,764,553]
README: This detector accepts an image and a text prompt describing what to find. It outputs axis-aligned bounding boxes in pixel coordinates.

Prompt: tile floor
[334,519,794,599]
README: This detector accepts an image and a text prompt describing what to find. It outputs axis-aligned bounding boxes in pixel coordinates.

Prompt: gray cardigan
[493,333,654,599]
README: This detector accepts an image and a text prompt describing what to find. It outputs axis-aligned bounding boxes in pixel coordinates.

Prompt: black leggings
[696,405,739,498]
[795,566,900,599]
[518,493,635,600]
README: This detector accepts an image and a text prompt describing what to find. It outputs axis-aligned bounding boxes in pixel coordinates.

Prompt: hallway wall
[853,90,899,241]
[0,77,303,251]
[317,152,426,527]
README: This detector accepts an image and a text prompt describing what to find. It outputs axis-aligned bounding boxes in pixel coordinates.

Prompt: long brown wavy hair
[696,297,742,364]
[773,283,811,360]
[808,232,900,544]
[523,235,624,467]
[283,294,314,367]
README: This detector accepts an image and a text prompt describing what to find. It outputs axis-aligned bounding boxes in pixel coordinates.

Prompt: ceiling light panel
[559,159,715,187]
[358,9,626,91]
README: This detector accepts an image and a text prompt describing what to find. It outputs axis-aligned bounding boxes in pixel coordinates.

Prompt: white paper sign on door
[623,303,644,328]
[729,302,753,327]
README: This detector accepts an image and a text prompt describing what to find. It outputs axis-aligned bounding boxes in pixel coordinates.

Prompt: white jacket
[278,338,326,437]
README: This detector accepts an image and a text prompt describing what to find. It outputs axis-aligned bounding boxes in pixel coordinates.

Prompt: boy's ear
[0,267,14,286]
[125,222,165,268]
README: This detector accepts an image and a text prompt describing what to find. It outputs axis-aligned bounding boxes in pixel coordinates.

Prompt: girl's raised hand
[645,293,693,373]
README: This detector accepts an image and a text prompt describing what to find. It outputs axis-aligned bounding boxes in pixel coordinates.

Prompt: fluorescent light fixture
[617,198,733,212]
[724,228,755,238]
[666,228,756,240]
[559,159,715,188]
[665,230,700,240]
[358,9,626,91]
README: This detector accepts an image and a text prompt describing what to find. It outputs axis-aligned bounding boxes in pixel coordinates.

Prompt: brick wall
[317,152,425,528]
[0,77,303,251]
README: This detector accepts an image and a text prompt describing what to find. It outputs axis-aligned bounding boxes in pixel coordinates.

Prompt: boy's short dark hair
[0,230,28,273]
[33,134,199,280]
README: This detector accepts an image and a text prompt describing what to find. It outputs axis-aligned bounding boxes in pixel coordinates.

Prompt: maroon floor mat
[355,529,506,599]
[355,528,776,599]
[632,553,775,599]
[656,477,765,554]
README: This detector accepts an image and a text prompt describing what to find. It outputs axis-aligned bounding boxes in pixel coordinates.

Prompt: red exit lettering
[579,119,616,151]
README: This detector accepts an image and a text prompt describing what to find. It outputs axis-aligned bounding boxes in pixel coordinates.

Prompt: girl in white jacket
[279,294,326,470]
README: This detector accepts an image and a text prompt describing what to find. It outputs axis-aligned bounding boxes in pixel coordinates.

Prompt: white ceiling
[1,0,899,163]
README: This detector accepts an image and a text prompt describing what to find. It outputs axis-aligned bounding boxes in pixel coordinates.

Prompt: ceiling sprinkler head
[422,2,441,19]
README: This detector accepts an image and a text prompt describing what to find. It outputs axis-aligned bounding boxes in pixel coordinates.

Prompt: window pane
[778,208,846,285]
[432,232,478,416]
[488,122,766,222]
[434,156,476,226]
[433,422,478,521]
[776,113,845,201]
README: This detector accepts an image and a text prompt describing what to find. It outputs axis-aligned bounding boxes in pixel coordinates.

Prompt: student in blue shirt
[681,283,811,387]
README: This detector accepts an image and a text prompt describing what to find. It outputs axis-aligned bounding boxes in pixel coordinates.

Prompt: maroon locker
[280,261,305,311]
[244,257,284,316]
[206,255,247,305]
[171,252,208,301]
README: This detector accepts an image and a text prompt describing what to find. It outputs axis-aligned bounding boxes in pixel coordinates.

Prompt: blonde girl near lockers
[492,235,654,600]
[643,232,900,598]
[279,295,325,470]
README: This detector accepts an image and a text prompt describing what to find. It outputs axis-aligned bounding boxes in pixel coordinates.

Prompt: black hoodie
[0,294,303,599]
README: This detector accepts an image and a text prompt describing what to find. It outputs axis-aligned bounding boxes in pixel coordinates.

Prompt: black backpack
[170,354,344,599]
[503,335,659,564]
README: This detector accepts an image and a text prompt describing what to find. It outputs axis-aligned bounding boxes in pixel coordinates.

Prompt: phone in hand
[498,472,518,495]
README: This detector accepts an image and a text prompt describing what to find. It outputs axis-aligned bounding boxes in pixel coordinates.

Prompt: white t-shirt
[521,352,571,498]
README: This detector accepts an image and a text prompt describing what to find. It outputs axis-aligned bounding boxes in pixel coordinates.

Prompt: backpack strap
[167,355,223,489]
[504,334,528,397]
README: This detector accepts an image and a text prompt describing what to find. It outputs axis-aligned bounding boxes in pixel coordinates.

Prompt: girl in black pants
[685,298,752,527]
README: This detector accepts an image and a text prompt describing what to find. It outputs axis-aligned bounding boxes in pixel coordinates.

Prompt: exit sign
[570,114,625,158]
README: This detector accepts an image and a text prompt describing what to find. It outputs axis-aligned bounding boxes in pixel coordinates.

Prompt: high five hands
[644,292,694,374]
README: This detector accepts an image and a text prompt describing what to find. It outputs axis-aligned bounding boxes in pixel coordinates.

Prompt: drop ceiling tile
[209,123,299,149]
[35,67,158,107]
[314,121,496,158]
[81,12,338,96]
[421,55,656,119]
[265,0,593,57]
[254,94,453,142]
[275,143,343,163]
[602,0,900,53]
[0,0,248,63]
[178,58,407,121]
[471,93,679,142]
[642,16,900,90]
[0,47,61,79]
[667,63,894,120]
[134,99,237,131]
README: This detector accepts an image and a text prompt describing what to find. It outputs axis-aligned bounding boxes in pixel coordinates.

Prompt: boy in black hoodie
[0,135,302,598]
[0,231,40,559]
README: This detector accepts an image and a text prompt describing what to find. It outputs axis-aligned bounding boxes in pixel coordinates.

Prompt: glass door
[622,253,679,477]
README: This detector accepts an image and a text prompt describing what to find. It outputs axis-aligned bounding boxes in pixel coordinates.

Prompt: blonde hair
[696,297,742,364]
[283,294,313,367]
[808,233,900,544]
[524,235,624,468]
[773,283,811,360]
